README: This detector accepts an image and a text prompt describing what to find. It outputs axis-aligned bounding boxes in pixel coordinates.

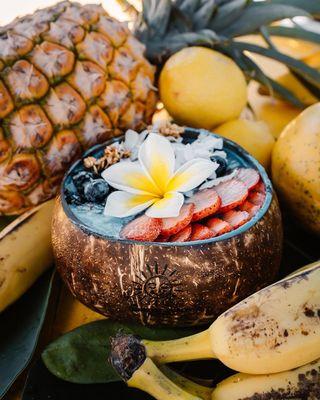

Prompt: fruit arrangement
[64,126,266,244]
[110,262,320,399]
[0,1,320,398]
[52,126,282,327]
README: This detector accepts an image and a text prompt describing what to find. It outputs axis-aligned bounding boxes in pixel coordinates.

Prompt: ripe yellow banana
[111,262,320,375]
[112,352,320,400]
[0,199,55,312]
[212,358,320,400]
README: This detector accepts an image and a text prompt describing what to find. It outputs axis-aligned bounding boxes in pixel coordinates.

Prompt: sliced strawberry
[161,203,195,237]
[239,200,260,217]
[120,215,162,242]
[215,179,248,213]
[253,180,266,194]
[222,210,250,229]
[170,225,192,242]
[206,217,232,236]
[188,188,221,221]
[190,224,216,241]
[235,168,260,190]
[248,191,266,207]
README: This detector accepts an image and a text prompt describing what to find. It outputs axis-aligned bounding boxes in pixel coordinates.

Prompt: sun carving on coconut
[102,133,216,218]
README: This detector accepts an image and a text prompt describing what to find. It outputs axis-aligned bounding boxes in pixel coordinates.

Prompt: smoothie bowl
[52,126,282,327]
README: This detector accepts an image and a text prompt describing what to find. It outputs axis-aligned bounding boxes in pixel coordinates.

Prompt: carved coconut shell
[52,129,283,327]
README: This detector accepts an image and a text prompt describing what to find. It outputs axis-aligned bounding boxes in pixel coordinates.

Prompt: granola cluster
[84,145,131,174]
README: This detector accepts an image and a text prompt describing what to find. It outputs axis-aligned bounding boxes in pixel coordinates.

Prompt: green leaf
[209,0,248,31]
[174,0,200,19]
[291,70,320,101]
[232,41,320,89]
[220,3,309,37]
[0,269,54,398]
[42,320,199,384]
[266,0,320,16]
[193,0,217,30]
[267,26,320,45]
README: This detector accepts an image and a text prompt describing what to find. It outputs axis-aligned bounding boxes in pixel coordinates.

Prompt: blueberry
[73,170,94,193]
[65,190,83,205]
[211,155,228,177]
[83,179,109,203]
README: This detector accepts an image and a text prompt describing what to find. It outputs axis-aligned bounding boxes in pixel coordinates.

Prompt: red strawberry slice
[248,191,265,207]
[253,180,266,194]
[188,189,221,221]
[239,200,260,216]
[206,217,232,236]
[222,210,250,229]
[235,168,260,190]
[190,224,216,241]
[161,203,195,237]
[215,179,248,213]
[170,225,192,242]
[239,200,260,217]
[120,215,162,242]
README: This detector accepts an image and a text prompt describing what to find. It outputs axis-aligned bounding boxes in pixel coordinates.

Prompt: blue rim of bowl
[61,128,273,247]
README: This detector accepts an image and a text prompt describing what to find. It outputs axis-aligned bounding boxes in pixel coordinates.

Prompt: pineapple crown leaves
[119,0,320,106]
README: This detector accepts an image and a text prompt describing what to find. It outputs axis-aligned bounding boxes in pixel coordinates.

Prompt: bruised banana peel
[0,199,55,312]
[112,262,320,375]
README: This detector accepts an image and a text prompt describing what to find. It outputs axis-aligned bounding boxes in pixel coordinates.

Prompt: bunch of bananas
[110,261,320,399]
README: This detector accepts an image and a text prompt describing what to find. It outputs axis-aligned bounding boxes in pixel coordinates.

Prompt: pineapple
[0,1,157,215]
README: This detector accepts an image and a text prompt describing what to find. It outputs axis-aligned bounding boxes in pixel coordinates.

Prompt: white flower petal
[139,132,175,193]
[101,160,162,195]
[104,191,156,217]
[146,192,184,218]
[124,129,140,150]
[167,158,217,193]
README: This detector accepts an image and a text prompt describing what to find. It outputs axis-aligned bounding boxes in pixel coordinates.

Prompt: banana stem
[143,329,216,363]
[129,358,203,400]
[159,365,213,400]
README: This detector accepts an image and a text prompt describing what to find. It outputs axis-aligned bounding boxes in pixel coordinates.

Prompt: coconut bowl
[52,128,283,327]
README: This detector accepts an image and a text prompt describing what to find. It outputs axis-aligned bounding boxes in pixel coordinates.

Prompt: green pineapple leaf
[233,41,320,88]
[220,3,310,37]
[267,26,320,45]
[267,0,320,16]
[208,0,248,31]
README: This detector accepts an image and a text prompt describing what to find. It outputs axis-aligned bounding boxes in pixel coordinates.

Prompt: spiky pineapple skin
[0,1,157,215]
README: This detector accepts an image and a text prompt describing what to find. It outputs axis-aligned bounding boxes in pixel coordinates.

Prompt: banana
[212,358,320,400]
[110,335,202,400]
[159,365,212,400]
[111,262,320,375]
[287,259,320,278]
[111,345,320,400]
[0,199,55,312]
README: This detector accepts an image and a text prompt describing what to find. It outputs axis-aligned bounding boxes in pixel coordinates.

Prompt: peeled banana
[112,353,320,400]
[0,199,55,312]
[111,261,320,376]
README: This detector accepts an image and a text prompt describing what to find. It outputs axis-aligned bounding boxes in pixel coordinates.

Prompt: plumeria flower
[102,133,217,218]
